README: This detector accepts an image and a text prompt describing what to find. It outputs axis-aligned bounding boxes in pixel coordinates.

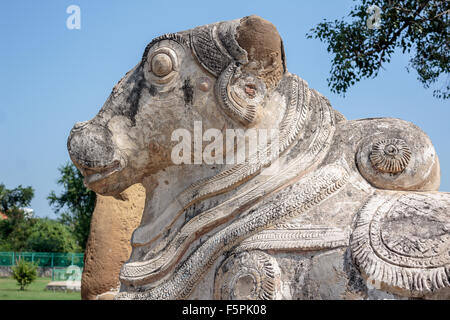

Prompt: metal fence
[0,251,84,268]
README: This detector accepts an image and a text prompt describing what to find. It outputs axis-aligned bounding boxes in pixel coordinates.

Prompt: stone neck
[131,73,305,249]
[120,73,337,288]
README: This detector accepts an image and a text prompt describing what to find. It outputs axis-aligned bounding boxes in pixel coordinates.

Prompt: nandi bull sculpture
[68,16,450,299]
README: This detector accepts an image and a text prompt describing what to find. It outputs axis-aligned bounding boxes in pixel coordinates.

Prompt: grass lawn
[0,277,81,300]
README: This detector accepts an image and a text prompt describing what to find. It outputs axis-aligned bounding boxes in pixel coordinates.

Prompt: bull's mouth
[82,160,123,186]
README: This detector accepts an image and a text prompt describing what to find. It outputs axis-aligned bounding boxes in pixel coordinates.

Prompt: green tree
[3,218,37,252]
[307,0,449,98]
[0,183,35,251]
[0,216,37,251]
[26,218,81,253]
[12,258,37,290]
[0,183,34,217]
[0,239,12,251]
[48,162,96,250]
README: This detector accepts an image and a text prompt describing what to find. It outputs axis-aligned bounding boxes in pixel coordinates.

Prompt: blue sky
[0,1,448,218]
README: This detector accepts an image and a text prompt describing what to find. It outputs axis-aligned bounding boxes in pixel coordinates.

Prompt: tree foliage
[0,183,35,251]
[0,183,34,217]
[26,218,81,253]
[0,217,80,253]
[48,162,96,250]
[0,218,36,252]
[307,0,449,98]
[0,182,81,253]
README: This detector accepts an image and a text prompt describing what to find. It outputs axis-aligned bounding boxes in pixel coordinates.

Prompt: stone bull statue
[68,16,450,299]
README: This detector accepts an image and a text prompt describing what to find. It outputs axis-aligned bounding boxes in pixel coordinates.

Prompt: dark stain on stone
[149,84,157,97]
[125,68,146,126]
[185,201,206,222]
[343,248,368,297]
[182,78,194,105]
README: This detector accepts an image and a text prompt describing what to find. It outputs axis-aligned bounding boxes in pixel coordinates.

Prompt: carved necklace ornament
[214,251,281,300]
[369,138,411,174]
[351,191,450,296]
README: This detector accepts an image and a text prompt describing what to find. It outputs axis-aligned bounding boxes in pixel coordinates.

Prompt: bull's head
[67,15,286,197]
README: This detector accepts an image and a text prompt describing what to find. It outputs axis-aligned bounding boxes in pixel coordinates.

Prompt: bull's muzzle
[67,121,124,186]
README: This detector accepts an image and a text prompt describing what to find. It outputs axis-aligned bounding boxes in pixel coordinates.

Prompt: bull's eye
[144,46,179,86]
[151,53,173,77]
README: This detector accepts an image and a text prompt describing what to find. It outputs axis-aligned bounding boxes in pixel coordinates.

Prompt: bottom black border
[0,300,445,319]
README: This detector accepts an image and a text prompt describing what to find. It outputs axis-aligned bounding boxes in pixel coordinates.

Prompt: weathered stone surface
[67,15,449,300]
[81,184,145,300]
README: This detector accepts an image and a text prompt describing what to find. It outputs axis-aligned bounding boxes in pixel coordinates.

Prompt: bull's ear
[215,63,262,125]
[215,15,285,126]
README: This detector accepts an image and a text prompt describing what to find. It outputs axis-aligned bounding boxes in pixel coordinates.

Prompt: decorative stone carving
[117,164,349,299]
[351,192,450,297]
[67,15,449,300]
[369,138,411,174]
[236,225,349,253]
[356,126,440,191]
[214,251,281,300]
